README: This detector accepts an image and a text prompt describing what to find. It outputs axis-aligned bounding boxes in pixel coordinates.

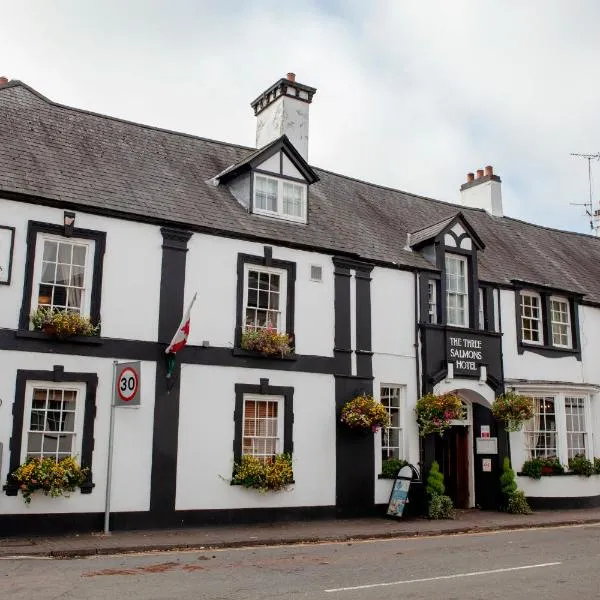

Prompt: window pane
[242,398,280,462]
[283,182,305,218]
[565,397,586,458]
[255,176,278,212]
[381,386,402,461]
[43,240,58,261]
[445,256,468,327]
[26,386,79,461]
[36,239,89,317]
[524,397,557,459]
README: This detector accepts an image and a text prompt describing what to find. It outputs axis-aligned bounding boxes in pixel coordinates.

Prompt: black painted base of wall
[527,495,600,510]
[0,506,337,537]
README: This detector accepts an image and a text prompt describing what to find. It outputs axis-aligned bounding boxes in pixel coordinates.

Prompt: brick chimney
[0,76,9,86]
[250,73,317,162]
[460,165,503,217]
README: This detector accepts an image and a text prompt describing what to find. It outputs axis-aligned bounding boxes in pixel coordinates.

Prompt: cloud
[2,0,600,233]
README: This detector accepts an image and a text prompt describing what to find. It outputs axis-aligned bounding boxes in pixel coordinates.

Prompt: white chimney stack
[250,73,316,162]
[460,165,503,217]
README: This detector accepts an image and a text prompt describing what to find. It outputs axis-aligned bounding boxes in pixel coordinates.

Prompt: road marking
[324,561,562,593]
[0,555,52,560]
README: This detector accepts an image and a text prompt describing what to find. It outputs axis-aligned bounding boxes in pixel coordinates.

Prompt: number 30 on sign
[114,361,141,406]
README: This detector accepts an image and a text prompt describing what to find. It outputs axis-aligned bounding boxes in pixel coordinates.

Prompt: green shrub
[428,494,455,519]
[426,460,445,496]
[506,490,532,514]
[595,457,600,475]
[381,458,409,479]
[568,455,595,477]
[500,457,517,495]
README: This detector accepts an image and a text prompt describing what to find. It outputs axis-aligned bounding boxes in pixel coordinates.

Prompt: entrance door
[435,426,469,509]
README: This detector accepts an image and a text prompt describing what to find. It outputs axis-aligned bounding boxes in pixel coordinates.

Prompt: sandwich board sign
[114,361,141,406]
[386,465,413,519]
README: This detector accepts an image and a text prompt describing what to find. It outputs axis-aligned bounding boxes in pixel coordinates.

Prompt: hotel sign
[447,333,486,376]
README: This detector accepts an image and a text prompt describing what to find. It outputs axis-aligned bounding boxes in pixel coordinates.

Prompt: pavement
[2,507,600,559]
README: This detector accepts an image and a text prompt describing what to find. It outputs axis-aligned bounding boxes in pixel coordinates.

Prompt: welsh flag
[165,293,197,377]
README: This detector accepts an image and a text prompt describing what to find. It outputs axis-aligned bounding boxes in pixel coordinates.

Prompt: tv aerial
[570,152,600,231]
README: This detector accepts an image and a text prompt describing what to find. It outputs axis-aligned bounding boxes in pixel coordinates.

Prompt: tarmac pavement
[2,507,600,559]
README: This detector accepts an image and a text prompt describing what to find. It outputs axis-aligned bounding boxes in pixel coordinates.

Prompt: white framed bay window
[520,389,592,465]
[550,296,572,348]
[20,381,86,463]
[254,174,307,222]
[445,254,468,327]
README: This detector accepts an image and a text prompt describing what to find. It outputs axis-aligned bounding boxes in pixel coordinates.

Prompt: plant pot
[505,420,524,432]
[42,324,57,336]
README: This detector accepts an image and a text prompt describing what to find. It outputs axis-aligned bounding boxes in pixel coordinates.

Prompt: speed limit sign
[114,361,141,406]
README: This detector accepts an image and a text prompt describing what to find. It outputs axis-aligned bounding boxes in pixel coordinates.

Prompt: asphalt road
[1,523,600,599]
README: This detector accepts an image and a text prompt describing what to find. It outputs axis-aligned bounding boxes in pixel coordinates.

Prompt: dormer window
[253,174,307,222]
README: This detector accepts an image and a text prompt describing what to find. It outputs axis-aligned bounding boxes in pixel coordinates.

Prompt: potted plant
[340,394,390,432]
[521,457,564,479]
[500,457,532,514]
[568,454,595,477]
[9,456,88,504]
[415,393,464,437]
[381,458,409,479]
[240,325,293,357]
[31,307,99,338]
[231,453,293,492]
[425,461,454,519]
[491,391,534,432]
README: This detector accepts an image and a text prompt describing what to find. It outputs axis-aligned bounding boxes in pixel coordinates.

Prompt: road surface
[1,523,599,599]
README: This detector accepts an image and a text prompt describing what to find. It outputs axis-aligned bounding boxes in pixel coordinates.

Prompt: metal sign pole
[104,361,118,535]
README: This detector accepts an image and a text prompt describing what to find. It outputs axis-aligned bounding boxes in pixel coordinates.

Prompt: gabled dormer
[215,134,319,224]
[411,212,486,330]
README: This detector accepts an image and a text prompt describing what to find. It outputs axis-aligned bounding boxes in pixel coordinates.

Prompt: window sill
[3,480,94,496]
[230,479,296,487]
[516,471,597,477]
[15,330,104,345]
[518,342,580,359]
[233,347,297,361]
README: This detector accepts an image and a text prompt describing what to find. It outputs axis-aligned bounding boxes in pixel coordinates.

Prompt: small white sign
[482,458,492,472]
[480,425,490,439]
[476,437,498,454]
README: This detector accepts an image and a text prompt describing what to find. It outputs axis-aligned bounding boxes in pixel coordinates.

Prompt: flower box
[239,326,293,358]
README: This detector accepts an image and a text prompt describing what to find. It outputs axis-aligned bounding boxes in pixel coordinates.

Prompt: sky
[2,0,600,234]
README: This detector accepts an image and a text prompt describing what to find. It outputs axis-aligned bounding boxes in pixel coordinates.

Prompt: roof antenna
[570,152,600,231]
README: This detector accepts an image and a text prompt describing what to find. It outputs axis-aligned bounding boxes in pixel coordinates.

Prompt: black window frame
[233,379,294,462]
[515,285,582,360]
[234,248,296,350]
[18,220,106,331]
[3,366,98,496]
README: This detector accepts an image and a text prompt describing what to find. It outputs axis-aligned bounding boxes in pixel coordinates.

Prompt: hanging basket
[492,392,533,433]
[340,394,390,431]
[415,393,464,437]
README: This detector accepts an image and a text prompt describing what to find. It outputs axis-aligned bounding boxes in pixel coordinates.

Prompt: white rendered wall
[184,234,334,357]
[256,97,310,161]
[0,198,162,342]
[460,179,503,217]
[517,474,600,498]
[0,350,155,515]
[176,365,335,510]
[370,267,419,503]
[500,289,583,383]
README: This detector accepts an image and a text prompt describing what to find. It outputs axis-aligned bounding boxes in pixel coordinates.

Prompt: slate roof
[410,215,457,248]
[2,80,600,303]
